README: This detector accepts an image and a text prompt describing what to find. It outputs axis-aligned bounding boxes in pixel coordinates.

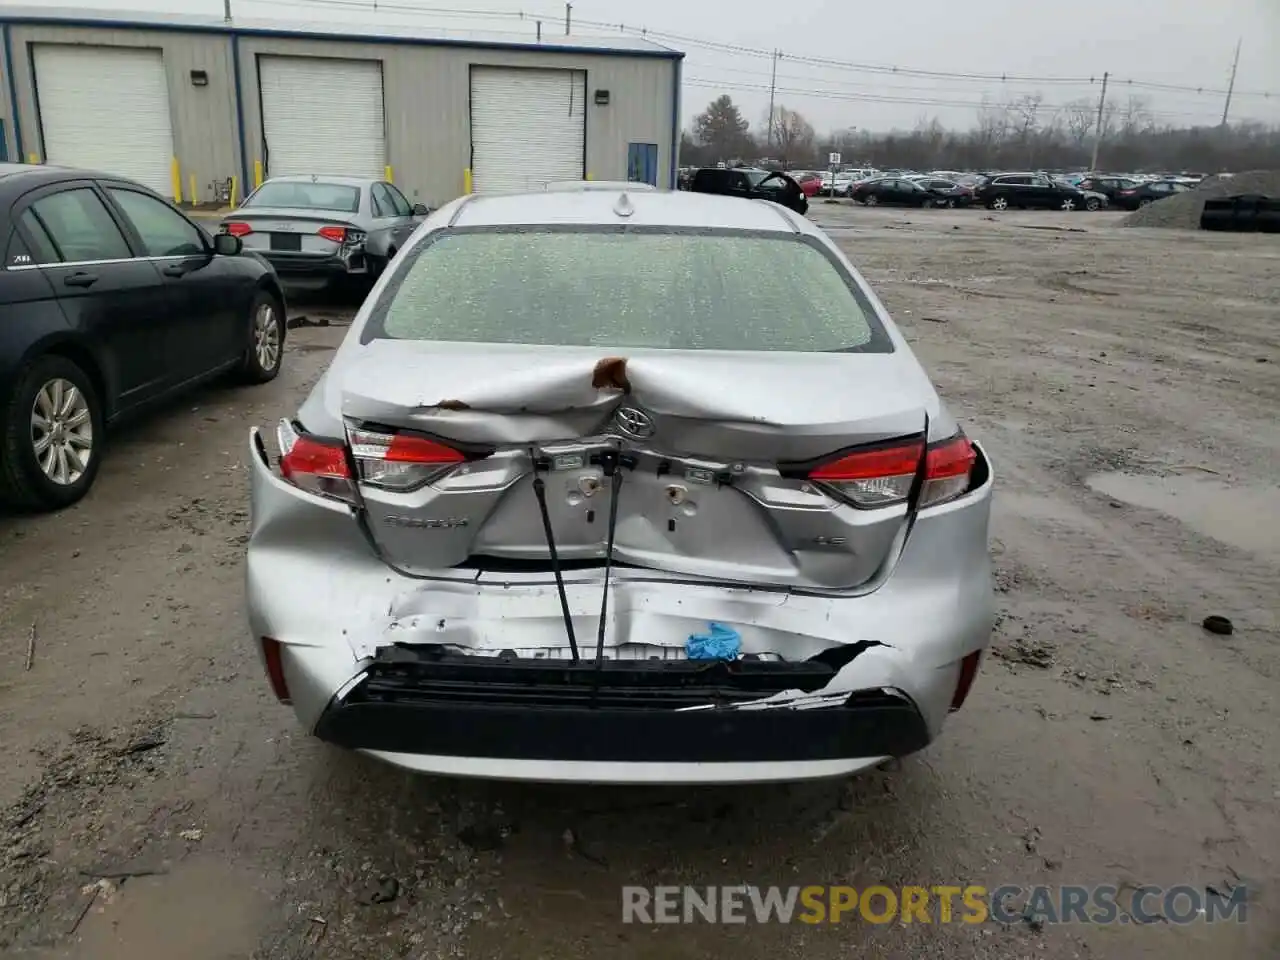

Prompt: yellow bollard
[253,159,263,188]
[463,167,472,194]
[230,175,239,208]
[384,165,393,183]
[188,173,197,207]
[26,152,39,164]
[171,158,182,204]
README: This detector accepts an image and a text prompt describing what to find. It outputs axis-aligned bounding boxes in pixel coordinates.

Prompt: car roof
[258,175,372,187]
[447,189,810,234]
[0,162,163,203]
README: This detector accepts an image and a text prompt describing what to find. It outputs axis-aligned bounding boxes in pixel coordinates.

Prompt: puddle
[61,858,275,960]
[1087,471,1280,559]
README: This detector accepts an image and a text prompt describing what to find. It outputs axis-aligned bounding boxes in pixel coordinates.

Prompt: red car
[792,173,825,198]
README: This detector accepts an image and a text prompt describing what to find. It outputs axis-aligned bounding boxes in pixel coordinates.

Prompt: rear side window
[26,189,131,263]
[17,212,60,264]
[366,228,892,353]
[370,183,392,217]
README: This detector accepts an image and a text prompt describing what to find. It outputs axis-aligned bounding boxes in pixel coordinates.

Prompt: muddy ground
[2,206,1277,959]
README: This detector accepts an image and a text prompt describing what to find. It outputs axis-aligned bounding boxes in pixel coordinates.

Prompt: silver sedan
[246,186,995,785]
[219,175,431,289]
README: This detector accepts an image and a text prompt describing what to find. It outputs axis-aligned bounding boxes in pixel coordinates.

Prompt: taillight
[806,433,977,509]
[317,225,347,243]
[277,419,355,502]
[347,426,465,491]
[950,650,982,711]
[1119,189,1136,196]
[224,221,252,237]
[260,637,292,703]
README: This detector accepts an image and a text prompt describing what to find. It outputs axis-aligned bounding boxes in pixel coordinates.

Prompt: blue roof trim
[0,14,685,60]
[230,33,249,192]
[1,24,22,160]
[668,57,681,189]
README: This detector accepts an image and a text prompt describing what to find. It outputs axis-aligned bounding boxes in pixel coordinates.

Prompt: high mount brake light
[807,433,977,509]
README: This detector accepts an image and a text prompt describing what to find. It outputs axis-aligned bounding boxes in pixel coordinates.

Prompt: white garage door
[259,56,386,178]
[33,45,175,195]
[470,67,586,193]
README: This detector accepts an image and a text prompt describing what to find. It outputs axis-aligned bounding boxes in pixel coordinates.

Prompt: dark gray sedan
[218,175,430,289]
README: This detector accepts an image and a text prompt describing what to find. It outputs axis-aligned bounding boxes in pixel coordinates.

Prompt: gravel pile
[1121,170,1280,229]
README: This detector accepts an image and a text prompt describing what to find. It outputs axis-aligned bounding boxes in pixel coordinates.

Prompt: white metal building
[0,7,682,206]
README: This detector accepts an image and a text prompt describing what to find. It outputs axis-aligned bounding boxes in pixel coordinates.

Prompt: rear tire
[864,194,879,206]
[1138,198,1154,208]
[0,354,104,511]
[1085,197,1101,211]
[238,290,285,385]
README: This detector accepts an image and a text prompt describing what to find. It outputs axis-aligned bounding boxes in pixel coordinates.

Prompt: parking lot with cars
[3,200,1276,959]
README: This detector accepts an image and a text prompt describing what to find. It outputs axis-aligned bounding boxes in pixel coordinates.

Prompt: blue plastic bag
[685,622,742,661]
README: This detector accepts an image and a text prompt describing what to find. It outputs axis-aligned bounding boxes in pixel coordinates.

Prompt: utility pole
[564,2,572,36]
[1088,71,1109,173]
[766,49,779,149]
[1221,38,1241,126]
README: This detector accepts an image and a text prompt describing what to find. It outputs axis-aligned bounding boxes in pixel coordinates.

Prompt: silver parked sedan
[219,175,430,289]
[246,187,995,785]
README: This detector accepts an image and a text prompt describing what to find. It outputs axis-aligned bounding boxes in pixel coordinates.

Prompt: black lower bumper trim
[314,683,930,764]
[261,252,360,278]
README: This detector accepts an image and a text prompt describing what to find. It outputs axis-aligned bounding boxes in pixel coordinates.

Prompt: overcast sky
[61,0,1280,133]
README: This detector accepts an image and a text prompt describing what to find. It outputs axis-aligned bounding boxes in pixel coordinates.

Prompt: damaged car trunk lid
[336,345,938,591]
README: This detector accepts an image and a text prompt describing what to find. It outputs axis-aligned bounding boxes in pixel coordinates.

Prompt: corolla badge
[612,406,655,440]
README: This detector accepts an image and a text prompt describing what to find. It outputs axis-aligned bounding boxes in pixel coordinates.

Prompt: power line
[246,0,1279,100]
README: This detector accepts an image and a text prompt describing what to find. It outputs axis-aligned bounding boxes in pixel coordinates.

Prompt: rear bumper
[259,250,368,279]
[246,431,995,784]
[315,655,929,768]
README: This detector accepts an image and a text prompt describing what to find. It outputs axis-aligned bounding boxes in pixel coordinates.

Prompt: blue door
[627,142,659,186]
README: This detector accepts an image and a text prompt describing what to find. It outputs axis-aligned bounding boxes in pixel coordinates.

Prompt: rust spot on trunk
[434,399,471,411]
[592,356,631,393]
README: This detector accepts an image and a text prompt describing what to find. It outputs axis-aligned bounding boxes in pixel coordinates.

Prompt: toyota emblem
[613,406,655,440]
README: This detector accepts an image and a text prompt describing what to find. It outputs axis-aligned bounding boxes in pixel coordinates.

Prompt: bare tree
[1119,95,1154,136]
[767,105,816,166]
[1010,94,1043,140]
[975,97,1011,149]
[1063,98,1096,147]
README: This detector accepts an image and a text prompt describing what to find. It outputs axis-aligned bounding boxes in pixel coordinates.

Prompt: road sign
[829,152,842,165]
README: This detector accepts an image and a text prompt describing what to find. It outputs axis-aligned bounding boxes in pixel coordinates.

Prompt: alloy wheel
[1061,199,1077,211]
[31,378,93,485]
[255,302,281,372]
[992,197,1009,211]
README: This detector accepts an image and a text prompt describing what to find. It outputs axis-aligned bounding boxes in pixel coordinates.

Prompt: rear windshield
[364,227,891,353]
[245,181,360,213]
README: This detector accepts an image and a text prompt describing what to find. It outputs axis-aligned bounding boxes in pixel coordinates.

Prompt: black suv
[688,168,809,215]
[974,173,1090,211]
